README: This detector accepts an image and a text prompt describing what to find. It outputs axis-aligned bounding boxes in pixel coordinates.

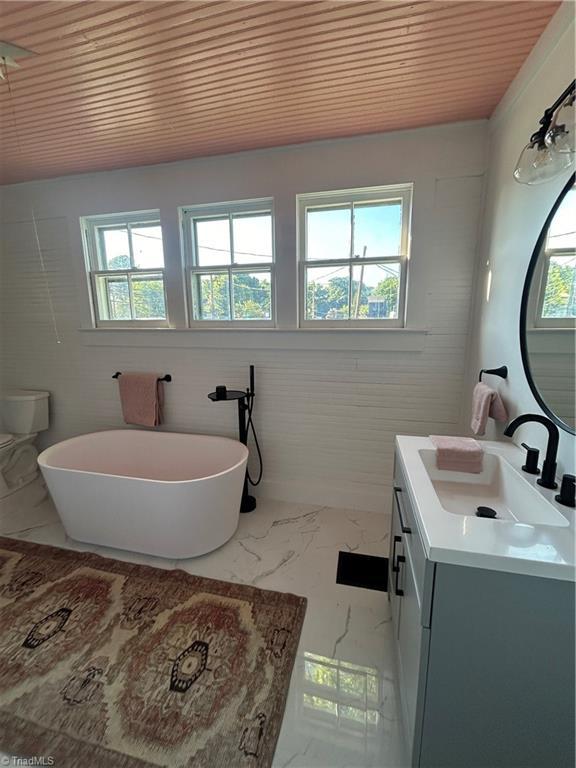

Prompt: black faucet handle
[521,443,540,475]
[555,474,575,508]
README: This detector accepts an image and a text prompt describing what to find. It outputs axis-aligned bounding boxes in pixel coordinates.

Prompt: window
[79,190,419,336]
[298,185,412,327]
[181,199,275,326]
[535,185,576,327]
[81,211,167,327]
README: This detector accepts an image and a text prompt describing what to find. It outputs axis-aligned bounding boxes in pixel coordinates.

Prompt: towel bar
[479,366,508,382]
[112,371,172,382]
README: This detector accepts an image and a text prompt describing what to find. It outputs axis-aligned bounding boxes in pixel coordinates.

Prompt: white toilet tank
[1,390,50,435]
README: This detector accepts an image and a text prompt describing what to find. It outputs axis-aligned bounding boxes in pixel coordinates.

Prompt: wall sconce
[514,80,575,185]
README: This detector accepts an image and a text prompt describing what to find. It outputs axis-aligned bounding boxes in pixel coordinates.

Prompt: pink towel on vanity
[430,435,484,474]
[470,382,508,436]
[118,372,164,427]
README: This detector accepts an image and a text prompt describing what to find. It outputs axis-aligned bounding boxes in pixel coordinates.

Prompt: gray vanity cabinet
[389,454,575,768]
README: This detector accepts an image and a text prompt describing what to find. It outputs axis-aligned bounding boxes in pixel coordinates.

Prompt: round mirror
[521,173,576,434]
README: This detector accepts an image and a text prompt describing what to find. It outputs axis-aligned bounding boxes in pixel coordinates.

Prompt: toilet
[0,389,50,498]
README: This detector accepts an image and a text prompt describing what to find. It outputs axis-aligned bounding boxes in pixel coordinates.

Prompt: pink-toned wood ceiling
[0,0,560,184]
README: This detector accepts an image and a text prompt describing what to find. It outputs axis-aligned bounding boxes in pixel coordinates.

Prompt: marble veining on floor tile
[0,480,407,768]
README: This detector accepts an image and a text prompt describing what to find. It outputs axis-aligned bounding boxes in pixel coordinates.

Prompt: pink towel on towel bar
[470,382,508,436]
[118,372,164,427]
[430,435,484,474]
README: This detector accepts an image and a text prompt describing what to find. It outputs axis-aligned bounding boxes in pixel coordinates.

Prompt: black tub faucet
[503,414,559,490]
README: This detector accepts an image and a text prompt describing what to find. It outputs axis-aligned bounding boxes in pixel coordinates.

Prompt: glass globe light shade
[514,139,573,185]
[514,140,539,183]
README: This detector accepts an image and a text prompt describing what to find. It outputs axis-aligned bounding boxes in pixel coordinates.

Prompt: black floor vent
[336,551,388,592]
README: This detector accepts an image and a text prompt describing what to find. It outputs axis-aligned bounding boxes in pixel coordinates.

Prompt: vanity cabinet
[389,452,575,768]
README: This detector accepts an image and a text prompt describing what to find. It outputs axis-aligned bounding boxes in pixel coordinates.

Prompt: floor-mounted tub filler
[38,430,248,558]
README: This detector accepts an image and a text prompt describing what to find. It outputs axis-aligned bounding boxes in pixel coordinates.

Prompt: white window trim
[297,184,413,328]
[81,210,169,328]
[532,244,576,329]
[180,198,276,328]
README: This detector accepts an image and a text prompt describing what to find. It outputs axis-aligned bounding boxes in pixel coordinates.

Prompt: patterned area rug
[0,537,306,768]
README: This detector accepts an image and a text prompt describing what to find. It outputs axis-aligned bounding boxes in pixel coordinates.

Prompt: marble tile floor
[0,479,407,768]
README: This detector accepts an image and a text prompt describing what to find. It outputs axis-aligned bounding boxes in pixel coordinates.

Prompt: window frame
[533,245,576,329]
[180,198,276,328]
[531,183,576,329]
[297,185,413,328]
[81,210,169,328]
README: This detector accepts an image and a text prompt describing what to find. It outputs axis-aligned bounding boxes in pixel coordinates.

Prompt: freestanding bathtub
[38,430,249,559]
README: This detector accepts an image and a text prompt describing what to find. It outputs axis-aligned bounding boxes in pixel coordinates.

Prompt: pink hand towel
[430,435,484,473]
[118,372,164,427]
[471,382,508,436]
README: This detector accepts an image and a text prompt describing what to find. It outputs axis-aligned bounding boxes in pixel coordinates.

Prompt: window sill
[78,326,429,352]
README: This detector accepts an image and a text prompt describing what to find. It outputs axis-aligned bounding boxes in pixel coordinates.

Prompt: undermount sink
[418,449,569,528]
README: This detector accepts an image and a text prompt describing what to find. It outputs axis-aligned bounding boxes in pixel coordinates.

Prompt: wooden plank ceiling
[0,0,560,184]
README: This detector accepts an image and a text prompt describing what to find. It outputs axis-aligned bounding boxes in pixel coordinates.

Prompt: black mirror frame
[519,171,576,436]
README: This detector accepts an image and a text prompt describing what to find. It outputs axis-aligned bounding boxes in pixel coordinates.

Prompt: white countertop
[396,436,575,582]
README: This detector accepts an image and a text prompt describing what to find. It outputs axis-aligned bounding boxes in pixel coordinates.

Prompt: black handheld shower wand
[208,364,261,513]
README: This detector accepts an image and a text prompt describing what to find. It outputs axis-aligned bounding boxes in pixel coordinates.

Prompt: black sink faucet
[503,414,559,490]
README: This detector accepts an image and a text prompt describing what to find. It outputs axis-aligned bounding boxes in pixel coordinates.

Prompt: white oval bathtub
[38,430,248,559]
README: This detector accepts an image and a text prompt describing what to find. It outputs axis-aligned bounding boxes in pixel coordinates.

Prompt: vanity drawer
[393,459,433,628]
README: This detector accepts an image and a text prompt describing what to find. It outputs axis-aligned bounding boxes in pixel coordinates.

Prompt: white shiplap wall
[0,122,486,512]
[467,2,575,476]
